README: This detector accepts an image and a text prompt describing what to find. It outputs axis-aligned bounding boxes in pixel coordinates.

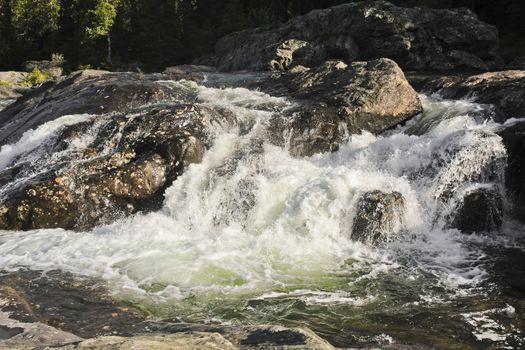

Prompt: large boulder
[413,70,525,122]
[0,70,197,146]
[267,59,422,156]
[0,70,235,231]
[449,187,504,233]
[351,190,406,244]
[498,121,525,222]
[0,71,31,101]
[210,1,499,72]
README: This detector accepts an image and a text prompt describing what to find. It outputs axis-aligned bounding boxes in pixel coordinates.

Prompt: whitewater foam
[0,80,520,347]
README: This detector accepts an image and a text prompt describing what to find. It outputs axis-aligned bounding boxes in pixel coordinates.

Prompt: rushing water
[0,77,523,349]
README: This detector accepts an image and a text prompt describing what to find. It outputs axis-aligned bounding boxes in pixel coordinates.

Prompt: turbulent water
[0,76,524,349]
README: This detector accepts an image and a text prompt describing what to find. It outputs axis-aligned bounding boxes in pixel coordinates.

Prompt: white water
[0,80,521,347]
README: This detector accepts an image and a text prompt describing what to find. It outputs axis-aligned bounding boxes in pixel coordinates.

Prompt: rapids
[0,76,523,349]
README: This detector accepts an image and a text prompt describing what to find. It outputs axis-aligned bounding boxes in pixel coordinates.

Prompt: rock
[450,187,503,233]
[41,333,236,350]
[268,59,422,156]
[507,56,525,70]
[39,324,336,350]
[413,70,525,122]
[163,65,217,83]
[498,121,525,222]
[0,270,147,339]
[0,69,197,146]
[351,190,406,244]
[211,1,499,72]
[0,310,82,350]
[0,85,30,101]
[0,71,29,84]
[0,70,235,231]
[147,323,336,350]
[265,39,325,71]
[22,60,63,78]
[0,71,32,101]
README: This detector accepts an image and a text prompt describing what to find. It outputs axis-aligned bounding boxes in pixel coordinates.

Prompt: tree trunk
[107,34,112,67]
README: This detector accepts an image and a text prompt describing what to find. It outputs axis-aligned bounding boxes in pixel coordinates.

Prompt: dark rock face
[498,121,525,222]
[211,1,499,72]
[0,270,147,338]
[267,59,422,156]
[414,70,525,122]
[450,187,503,233]
[351,190,406,244]
[0,71,235,231]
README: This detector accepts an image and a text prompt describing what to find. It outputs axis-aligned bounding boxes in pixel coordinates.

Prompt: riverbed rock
[267,59,422,156]
[0,103,230,231]
[210,1,499,72]
[498,121,525,222]
[39,333,236,350]
[147,323,336,350]
[0,270,147,339]
[0,71,32,100]
[450,187,504,233]
[351,190,406,244]
[0,69,198,146]
[0,310,82,350]
[413,70,525,122]
[0,70,237,230]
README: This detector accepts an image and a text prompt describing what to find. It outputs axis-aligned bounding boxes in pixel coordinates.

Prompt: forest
[0,0,524,72]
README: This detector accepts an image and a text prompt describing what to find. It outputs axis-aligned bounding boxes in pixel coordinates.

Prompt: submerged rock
[268,59,422,156]
[450,187,503,233]
[351,190,406,244]
[210,1,499,72]
[413,70,525,122]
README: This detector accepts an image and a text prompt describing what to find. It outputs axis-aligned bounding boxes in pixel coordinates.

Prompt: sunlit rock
[268,59,422,156]
[351,190,406,244]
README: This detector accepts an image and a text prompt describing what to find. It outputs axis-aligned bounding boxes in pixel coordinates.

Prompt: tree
[85,0,119,66]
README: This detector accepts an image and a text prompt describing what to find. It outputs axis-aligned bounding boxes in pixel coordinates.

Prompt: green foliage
[0,0,523,71]
[85,0,118,38]
[10,0,61,37]
[22,68,49,86]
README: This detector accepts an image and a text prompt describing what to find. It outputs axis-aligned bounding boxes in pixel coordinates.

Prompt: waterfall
[0,76,521,348]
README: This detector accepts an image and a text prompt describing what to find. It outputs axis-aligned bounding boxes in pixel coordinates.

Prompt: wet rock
[413,70,525,122]
[498,121,525,222]
[43,333,236,350]
[0,69,196,146]
[0,102,230,230]
[268,59,422,156]
[148,323,335,350]
[0,310,82,350]
[163,64,217,83]
[450,187,503,233]
[210,1,499,72]
[351,190,406,244]
[0,270,147,339]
